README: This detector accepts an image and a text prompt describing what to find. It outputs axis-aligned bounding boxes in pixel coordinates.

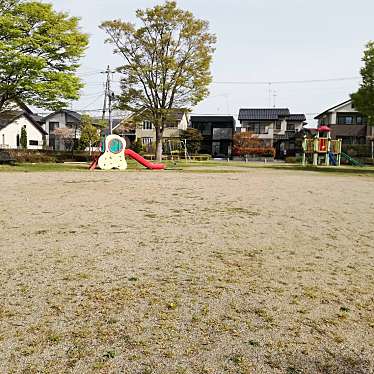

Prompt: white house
[0,110,47,150]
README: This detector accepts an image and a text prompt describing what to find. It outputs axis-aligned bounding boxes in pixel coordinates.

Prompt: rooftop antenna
[273,90,277,108]
[268,82,272,108]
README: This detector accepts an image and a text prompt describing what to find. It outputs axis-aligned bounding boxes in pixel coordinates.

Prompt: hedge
[233,147,276,158]
[8,149,93,163]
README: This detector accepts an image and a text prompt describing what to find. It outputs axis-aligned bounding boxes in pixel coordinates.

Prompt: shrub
[9,149,56,163]
[233,146,276,158]
[342,144,371,158]
[285,156,302,164]
[131,138,143,153]
[8,150,93,163]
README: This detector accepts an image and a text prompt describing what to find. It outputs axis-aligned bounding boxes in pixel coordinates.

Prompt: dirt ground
[0,168,373,374]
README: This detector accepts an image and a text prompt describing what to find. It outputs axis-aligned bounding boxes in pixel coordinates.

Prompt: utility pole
[101,65,116,135]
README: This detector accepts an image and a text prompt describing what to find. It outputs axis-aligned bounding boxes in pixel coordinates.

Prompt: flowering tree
[233,132,275,158]
[54,128,75,151]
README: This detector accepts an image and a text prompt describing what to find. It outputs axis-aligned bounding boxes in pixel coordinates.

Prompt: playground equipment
[89,134,165,171]
[302,126,342,167]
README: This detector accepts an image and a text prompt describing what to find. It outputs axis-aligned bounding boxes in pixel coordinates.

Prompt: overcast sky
[48,0,374,125]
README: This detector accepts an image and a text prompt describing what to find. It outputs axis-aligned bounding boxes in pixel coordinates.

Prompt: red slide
[125,149,165,170]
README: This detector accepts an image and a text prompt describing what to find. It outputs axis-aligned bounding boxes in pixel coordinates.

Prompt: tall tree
[20,125,27,149]
[101,1,216,161]
[351,41,374,125]
[0,0,89,113]
[180,128,203,155]
[80,114,100,152]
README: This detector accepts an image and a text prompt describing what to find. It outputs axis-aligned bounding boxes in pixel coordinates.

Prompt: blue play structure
[328,152,337,166]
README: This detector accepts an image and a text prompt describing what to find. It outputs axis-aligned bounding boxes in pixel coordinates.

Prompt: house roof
[190,116,235,123]
[0,111,47,135]
[286,114,306,122]
[0,111,24,131]
[238,108,290,121]
[314,99,352,119]
[43,109,82,122]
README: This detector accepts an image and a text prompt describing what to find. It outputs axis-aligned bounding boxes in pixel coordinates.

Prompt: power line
[80,75,360,86]
[212,77,360,85]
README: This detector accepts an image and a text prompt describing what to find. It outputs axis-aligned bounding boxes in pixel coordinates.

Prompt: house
[42,109,82,150]
[134,110,189,148]
[0,103,47,150]
[190,116,236,158]
[238,108,306,158]
[314,99,374,145]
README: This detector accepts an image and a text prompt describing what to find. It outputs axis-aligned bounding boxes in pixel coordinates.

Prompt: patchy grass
[0,169,373,373]
[1,159,374,176]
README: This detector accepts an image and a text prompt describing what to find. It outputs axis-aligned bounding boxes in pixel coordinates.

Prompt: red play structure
[124,149,165,170]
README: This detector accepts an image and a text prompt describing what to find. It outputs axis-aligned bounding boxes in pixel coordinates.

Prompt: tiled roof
[190,116,235,123]
[238,108,290,121]
[286,114,306,121]
[43,109,81,122]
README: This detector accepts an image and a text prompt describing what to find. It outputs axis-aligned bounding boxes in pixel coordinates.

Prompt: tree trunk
[155,126,163,162]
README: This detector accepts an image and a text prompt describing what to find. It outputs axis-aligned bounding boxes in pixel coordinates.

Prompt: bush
[342,145,371,158]
[131,138,143,154]
[285,156,302,164]
[9,149,56,163]
[233,147,276,158]
[8,149,93,163]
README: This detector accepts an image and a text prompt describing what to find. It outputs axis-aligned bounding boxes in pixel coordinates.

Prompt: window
[142,120,153,130]
[164,121,178,129]
[142,137,153,145]
[275,122,282,130]
[337,116,353,125]
[49,122,59,133]
[66,122,76,129]
[356,116,362,125]
[29,140,39,146]
[245,123,267,133]
[197,123,211,135]
[213,127,232,140]
[287,123,296,131]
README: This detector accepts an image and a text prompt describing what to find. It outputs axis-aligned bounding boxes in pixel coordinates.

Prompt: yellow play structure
[302,126,342,167]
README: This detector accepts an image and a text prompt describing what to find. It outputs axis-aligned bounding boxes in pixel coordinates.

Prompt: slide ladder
[328,152,337,166]
[341,152,364,167]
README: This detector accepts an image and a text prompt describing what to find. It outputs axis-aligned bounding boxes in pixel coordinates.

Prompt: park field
[0,165,373,373]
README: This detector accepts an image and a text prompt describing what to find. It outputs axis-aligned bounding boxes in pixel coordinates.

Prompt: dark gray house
[190,116,236,158]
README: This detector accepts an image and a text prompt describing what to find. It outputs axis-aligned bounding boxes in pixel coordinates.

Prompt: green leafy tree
[351,41,374,125]
[100,1,216,161]
[80,114,100,151]
[132,138,143,153]
[180,128,203,154]
[20,125,27,149]
[0,0,89,112]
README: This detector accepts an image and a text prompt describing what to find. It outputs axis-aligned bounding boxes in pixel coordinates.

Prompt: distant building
[133,110,189,148]
[190,116,236,158]
[314,99,374,145]
[42,109,82,150]
[238,108,306,158]
[0,102,47,150]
